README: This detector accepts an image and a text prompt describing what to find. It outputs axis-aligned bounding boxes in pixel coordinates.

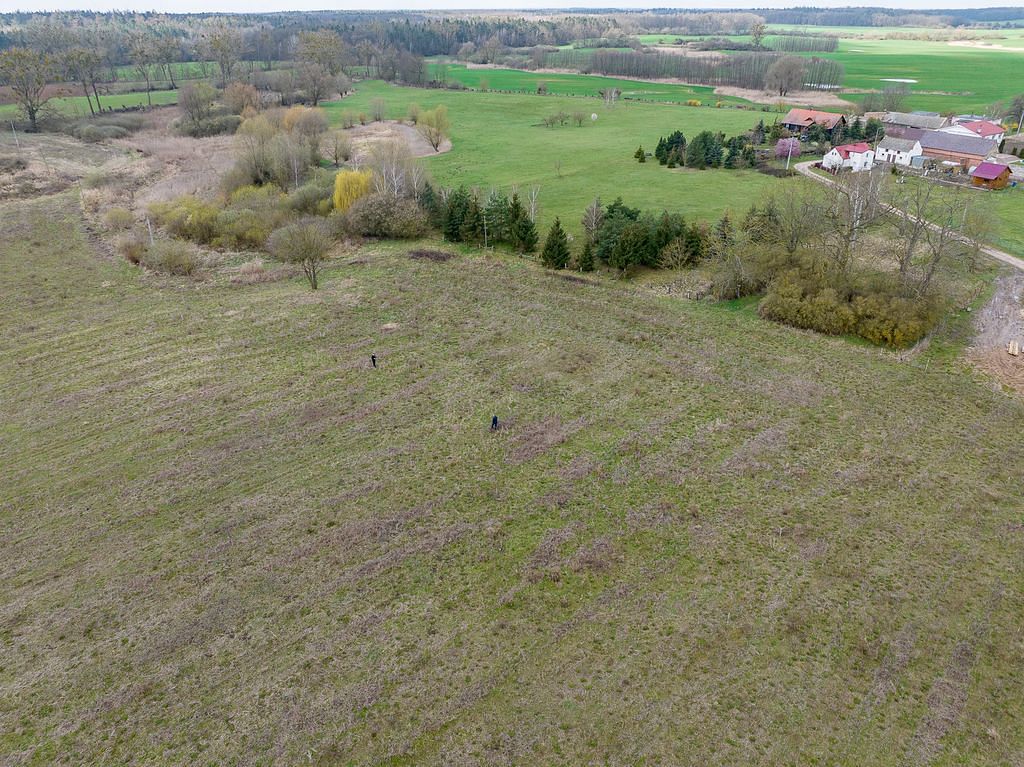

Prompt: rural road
[793,160,1024,273]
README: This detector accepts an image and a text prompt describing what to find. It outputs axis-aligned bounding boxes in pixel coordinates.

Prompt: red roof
[962,120,1004,138]
[782,108,846,129]
[971,162,1010,180]
[834,142,872,159]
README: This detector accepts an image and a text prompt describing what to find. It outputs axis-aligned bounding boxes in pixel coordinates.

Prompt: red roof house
[962,120,1005,140]
[822,142,875,171]
[781,108,847,135]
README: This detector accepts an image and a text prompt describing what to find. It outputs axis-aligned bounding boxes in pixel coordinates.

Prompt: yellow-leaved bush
[333,169,373,213]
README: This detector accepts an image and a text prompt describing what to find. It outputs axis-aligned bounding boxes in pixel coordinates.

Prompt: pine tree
[655,137,668,165]
[508,192,537,253]
[578,238,595,272]
[443,187,469,242]
[634,145,645,163]
[540,217,570,269]
[460,195,483,243]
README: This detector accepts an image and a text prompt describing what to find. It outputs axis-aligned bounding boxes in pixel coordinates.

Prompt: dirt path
[793,161,1024,273]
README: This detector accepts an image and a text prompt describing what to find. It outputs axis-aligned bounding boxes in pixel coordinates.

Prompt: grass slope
[1,193,1023,765]
[325,81,793,236]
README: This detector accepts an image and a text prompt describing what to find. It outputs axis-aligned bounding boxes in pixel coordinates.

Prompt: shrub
[851,294,934,347]
[143,239,199,276]
[148,196,220,244]
[686,99,702,107]
[69,114,144,142]
[406,103,421,124]
[267,219,332,289]
[177,114,241,138]
[0,155,27,173]
[288,174,335,215]
[342,193,428,239]
[78,124,128,142]
[340,110,356,129]
[115,232,146,264]
[333,169,373,212]
[758,269,938,347]
[284,105,328,139]
[213,207,275,249]
[223,81,259,114]
[81,170,114,189]
[102,207,134,231]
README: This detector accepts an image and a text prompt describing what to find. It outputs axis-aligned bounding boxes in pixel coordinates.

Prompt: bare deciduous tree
[0,48,55,131]
[582,197,603,241]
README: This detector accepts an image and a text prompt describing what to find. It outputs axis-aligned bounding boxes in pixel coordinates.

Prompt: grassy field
[2,190,1024,766]
[429,62,754,106]
[985,186,1024,258]
[0,89,179,120]
[326,80,793,237]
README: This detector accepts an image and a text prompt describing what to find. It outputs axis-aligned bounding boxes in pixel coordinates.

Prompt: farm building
[781,108,847,138]
[882,111,947,138]
[876,137,922,166]
[941,120,1006,142]
[822,142,875,172]
[918,131,998,168]
[970,162,1012,189]
[1003,134,1024,157]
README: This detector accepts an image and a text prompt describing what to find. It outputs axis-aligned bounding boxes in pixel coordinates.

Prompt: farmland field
[3,186,1024,765]
[633,27,1024,113]
[325,80,792,236]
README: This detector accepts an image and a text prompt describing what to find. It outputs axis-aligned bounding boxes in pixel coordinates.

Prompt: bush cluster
[68,114,144,143]
[758,268,937,347]
[142,239,200,276]
[342,193,429,239]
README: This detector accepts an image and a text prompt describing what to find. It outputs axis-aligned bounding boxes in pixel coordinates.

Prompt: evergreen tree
[609,222,652,274]
[443,186,470,242]
[714,211,735,250]
[848,116,864,140]
[655,136,668,165]
[540,217,570,269]
[482,190,510,245]
[420,184,444,229]
[577,238,595,272]
[685,222,708,262]
[460,195,483,243]
[634,145,646,163]
[741,145,757,167]
[508,191,538,252]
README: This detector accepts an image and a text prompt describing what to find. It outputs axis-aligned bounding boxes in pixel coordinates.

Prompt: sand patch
[713,85,856,109]
[347,120,451,161]
[949,40,1024,52]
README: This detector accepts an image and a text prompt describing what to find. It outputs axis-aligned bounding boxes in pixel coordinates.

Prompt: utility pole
[1017,108,1023,135]
[785,138,794,170]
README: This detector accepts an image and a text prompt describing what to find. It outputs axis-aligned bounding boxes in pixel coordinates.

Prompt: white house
[822,142,875,172]
[940,120,1006,143]
[876,137,922,166]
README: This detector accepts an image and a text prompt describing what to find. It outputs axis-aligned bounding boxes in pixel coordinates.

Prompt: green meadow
[0,88,179,120]
[429,62,753,105]
[326,80,793,237]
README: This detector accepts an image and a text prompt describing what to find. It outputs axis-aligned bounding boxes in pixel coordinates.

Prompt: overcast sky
[1,1,1014,13]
